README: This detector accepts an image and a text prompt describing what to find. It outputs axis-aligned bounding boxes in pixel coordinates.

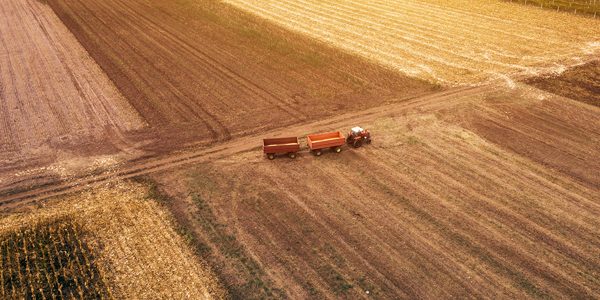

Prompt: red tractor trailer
[262,127,371,160]
[263,137,301,160]
[307,131,346,156]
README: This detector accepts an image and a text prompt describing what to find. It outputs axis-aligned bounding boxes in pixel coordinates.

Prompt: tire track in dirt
[0,0,144,154]
[366,149,596,297]
[0,85,481,211]
[115,0,307,123]
[169,101,599,297]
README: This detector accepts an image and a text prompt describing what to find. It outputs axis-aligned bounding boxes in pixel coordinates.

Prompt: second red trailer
[306,131,345,156]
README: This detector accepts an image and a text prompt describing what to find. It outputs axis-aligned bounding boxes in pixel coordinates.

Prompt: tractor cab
[351,126,364,135]
[347,126,372,148]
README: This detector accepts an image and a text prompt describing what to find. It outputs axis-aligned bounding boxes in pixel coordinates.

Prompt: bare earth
[149,81,600,299]
[0,0,144,157]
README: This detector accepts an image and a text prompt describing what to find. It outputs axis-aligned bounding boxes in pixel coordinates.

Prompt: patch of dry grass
[0,182,226,299]
[223,0,600,85]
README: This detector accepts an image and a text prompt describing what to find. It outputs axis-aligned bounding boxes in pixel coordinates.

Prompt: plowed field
[224,0,600,85]
[525,60,600,107]
[154,83,600,299]
[0,0,144,154]
[1,0,434,193]
[46,0,433,138]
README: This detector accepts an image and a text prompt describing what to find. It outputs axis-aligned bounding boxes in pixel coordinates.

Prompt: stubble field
[224,0,600,85]
[0,183,225,298]
[0,0,144,163]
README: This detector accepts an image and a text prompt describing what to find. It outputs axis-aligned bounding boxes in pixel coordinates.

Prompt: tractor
[346,126,371,148]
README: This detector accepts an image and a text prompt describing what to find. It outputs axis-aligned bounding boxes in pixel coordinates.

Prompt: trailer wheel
[267,154,275,160]
[288,152,297,159]
[314,150,322,156]
[334,146,342,153]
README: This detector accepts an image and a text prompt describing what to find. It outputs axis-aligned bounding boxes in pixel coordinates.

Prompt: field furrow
[156,81,600,298]
[0,0,144,154]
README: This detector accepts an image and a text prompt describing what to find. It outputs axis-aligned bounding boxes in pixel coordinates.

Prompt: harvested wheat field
[0,182,225,299]
[224,0,600,85]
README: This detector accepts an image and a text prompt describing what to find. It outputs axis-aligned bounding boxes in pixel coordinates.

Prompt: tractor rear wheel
[353,139,363,148]
[267,154,275,160]
[288,152,297,159]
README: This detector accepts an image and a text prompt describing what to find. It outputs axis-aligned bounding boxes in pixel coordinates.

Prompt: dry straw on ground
[224,0,600,85]
[0,182,225,299]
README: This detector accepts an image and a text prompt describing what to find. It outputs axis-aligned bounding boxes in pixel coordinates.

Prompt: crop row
[0,219,110,299]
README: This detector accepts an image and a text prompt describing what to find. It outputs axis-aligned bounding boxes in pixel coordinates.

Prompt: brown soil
[45,0,434,138]
[150,83,600,299]
[1,0,434,197]
[525,60,600,107]
[456,86,600,188]
[0,0,144,155]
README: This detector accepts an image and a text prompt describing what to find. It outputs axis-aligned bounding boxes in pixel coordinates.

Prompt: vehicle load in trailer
[263,137,300,160]
[306,131,345,156]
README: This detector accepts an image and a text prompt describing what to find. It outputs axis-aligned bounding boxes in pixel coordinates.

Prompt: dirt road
[0,85,479,212]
